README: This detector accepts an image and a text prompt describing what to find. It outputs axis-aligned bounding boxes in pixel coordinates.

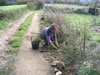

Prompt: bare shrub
[27,0,44,10]
[27,2,35,9]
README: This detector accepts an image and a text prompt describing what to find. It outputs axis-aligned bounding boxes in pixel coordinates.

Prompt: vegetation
[9,37,23,48]
[0,66,15,75]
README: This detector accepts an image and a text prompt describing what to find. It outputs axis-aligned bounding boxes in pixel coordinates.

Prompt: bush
[74,8,88,14]
[0,13,6,20]
[27,2,35,10]
[36,0,44,9]
[88,8,99,15]
[27,0,44,10]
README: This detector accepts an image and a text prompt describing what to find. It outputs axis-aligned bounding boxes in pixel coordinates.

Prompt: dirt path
[12,12,51,75]
[0,12,33,71]
[0,12,33,52]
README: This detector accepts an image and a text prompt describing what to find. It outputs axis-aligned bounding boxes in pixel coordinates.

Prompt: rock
[56,71,62,75]
[51,61,65,68]
[51,61,66,74]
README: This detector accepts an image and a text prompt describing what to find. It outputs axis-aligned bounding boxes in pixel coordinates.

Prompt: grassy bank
[0,7,29,29]
[0,5,26,10]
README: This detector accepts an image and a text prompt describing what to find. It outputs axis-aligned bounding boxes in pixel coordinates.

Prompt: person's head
[50,25,56,33]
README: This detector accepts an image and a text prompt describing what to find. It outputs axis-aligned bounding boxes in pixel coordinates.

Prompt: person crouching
[40,23,59,50]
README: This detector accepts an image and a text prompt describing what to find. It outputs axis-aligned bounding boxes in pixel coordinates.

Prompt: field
[0,5,26,10]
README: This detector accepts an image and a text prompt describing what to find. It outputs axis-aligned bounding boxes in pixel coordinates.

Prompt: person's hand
[55,41,59,48]
[54,46,58,50]
[53,45,58,50]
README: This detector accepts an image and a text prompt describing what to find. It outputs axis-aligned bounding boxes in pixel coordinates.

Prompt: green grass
[67,13,93,27]
[0,5,26,10]
[6,49,19,54]
[9,37,23,48]
[16,12,35,36]
[67,13,100,27]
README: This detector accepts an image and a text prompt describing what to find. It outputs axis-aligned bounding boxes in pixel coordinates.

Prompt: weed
[9,37,23,48]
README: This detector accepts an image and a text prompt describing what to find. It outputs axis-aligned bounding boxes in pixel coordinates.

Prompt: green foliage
[9,38,23,48]
[77,64,99,75]
[6,49,19,54]
[88,8,99,15]
[16,12,34,36]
